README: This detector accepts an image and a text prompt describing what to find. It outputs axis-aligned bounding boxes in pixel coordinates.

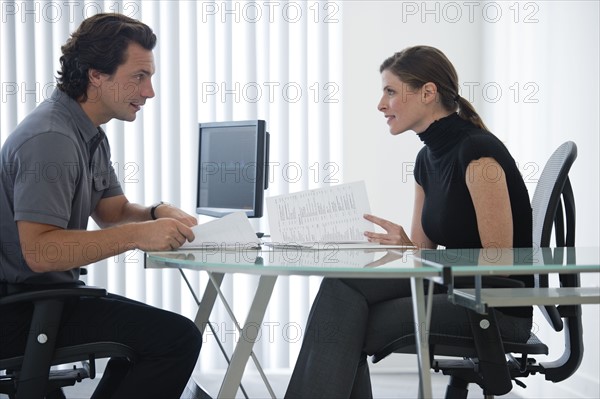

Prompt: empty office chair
[371,141,581,398]
[0,283,137,398]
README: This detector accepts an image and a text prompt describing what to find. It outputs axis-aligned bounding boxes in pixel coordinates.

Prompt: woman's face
[377,70,429,135]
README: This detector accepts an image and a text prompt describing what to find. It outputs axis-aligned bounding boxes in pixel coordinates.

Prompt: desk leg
[179,270,244,398]
[189,271,225,333]
[218,275,278,399]
[411,277,433,399]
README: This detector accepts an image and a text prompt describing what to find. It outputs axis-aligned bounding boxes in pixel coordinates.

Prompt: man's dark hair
[56,13,156,101]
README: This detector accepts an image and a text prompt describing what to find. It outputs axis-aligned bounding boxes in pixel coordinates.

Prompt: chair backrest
[531,141,577,248]
[529,141,583,383]
[531,141,577,332]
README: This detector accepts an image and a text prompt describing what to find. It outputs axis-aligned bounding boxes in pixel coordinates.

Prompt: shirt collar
[50,88,99,144]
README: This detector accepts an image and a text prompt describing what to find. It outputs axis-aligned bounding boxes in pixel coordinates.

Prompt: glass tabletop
[145,246,600,278]
[145,246,442,278]
[416,246,600,276]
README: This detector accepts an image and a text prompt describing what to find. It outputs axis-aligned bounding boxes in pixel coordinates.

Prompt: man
[0,13,202,398]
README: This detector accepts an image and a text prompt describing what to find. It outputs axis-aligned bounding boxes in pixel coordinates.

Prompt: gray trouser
[285,278,532,399]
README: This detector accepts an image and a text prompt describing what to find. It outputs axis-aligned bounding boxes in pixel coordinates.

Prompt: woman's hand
[363,214,415,246]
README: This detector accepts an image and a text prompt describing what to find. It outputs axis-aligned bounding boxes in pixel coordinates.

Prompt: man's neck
[79,97,109,127]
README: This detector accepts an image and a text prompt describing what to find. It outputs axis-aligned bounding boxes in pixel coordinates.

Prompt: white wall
[341,1,599,397]
[341,0,483,231]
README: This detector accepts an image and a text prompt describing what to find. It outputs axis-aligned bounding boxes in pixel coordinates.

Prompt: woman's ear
[421,82,438,104]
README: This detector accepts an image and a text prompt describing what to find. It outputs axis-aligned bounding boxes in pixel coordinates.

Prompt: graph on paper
[266,181,375,244]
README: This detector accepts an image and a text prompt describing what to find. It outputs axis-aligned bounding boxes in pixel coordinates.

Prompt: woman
[284,46,533,398]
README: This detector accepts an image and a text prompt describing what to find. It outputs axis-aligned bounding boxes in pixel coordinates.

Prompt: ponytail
[455,95,488,131]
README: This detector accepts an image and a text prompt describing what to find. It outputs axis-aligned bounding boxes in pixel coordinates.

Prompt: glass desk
[417,247,600,313]
[146,247,439,398]
[145,246,600,399]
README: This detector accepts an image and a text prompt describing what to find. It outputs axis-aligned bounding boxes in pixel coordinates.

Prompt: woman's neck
[415,109,454,135]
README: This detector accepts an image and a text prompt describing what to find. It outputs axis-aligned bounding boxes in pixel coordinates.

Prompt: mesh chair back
[531,141,578,332]
[531,141,577,248]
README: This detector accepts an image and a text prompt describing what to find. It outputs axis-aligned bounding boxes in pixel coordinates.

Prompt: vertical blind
[0,0,343,376]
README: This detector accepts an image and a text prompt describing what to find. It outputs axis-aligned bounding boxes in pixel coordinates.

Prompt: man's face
[95,42,155,123]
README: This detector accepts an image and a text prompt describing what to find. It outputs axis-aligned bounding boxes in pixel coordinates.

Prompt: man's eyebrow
[136,69,153,76]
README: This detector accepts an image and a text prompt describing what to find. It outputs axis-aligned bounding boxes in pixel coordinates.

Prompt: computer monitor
[196,120,269,218]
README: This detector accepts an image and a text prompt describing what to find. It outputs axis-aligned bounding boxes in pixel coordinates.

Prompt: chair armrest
[0,286,107,306]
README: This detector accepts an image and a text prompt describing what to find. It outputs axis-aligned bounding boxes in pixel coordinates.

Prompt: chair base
[0,362,91,398]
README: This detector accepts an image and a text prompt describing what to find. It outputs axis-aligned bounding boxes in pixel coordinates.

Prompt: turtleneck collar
[418,112,471,156]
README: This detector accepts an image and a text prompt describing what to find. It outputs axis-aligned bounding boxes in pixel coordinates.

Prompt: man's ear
[421,82,438,104]
[88,69,104,87]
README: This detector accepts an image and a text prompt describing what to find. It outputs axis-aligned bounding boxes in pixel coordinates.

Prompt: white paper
[266,181,384,246]
[181,211,262,249]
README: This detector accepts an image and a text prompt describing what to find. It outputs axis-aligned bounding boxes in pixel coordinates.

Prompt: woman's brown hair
[380,46,488,131]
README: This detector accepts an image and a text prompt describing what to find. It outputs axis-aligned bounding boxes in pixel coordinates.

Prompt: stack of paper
[181,211,262,250]
[265,181,412,249]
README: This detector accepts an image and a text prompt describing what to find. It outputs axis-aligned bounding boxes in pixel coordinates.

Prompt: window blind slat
[0,0,343,372]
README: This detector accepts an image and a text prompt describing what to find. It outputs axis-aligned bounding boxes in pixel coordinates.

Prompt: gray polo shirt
[0,88,123,284]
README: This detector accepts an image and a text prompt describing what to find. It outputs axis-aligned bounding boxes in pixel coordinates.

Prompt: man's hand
[135,218,195,251]
[153,203,198,227]
[363,213,414,247]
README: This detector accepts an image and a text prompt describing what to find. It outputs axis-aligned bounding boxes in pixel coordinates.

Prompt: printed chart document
[181,211,262,249]
[266,181,413,249]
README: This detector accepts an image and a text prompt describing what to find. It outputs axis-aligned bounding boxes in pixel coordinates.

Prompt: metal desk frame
[146,246,600,399]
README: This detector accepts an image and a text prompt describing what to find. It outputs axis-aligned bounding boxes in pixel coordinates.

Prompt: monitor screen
[196,120,269,218]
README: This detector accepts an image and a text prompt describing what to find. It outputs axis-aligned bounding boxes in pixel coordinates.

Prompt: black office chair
[0,282,137,398]
[371,141,580,398]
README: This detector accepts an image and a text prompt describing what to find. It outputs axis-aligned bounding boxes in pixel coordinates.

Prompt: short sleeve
[13,133,81,228]
[456,133,506,175]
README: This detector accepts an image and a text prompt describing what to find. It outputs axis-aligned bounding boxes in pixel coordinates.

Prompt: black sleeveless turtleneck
[415,113,532,249]
[414,113,533,317]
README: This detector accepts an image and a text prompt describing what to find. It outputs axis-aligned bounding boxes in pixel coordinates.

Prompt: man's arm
[18,217,195,273]
[92,195,197,227]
